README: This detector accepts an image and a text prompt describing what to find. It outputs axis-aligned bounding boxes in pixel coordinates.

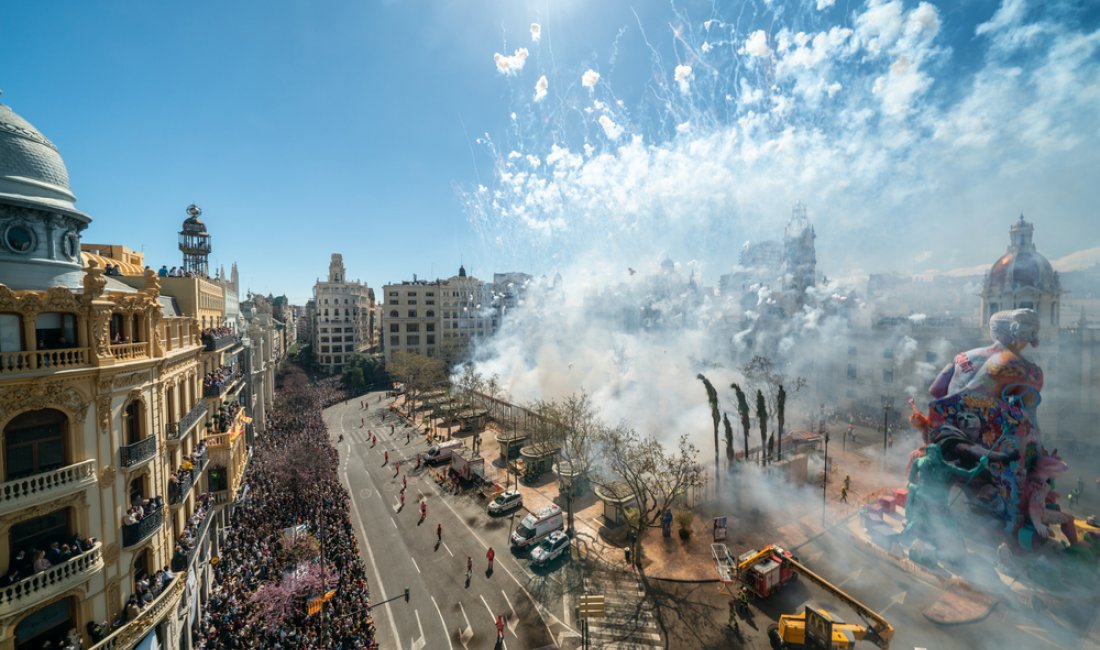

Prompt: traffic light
[404,587,410,603]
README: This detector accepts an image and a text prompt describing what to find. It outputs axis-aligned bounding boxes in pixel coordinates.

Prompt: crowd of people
[121,495,163,528]
[195,369,376,648]
[156,265,208,279]
[169,443,209,502]
[2,534,97,587]
[172,493,214,571]
[84,562,179,647]
[201,326,236,345]
[210,402,243,434]
[204,365,239,394]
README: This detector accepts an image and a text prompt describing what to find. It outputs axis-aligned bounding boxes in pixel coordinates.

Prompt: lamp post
[881,395,893,470]
[821,430,830,527]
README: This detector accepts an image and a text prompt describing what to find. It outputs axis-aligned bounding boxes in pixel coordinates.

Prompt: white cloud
[530,23,542,42]
[743,30,771,57]
[674,64,694,93]
[597,115,623,140]
[701,41,712,53]
[493,48,530,74]
[817,0,836,9]
[534,75,548,102]
[582,69,601,88]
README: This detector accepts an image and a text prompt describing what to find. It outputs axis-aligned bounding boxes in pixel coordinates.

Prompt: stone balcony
[120,436,157,469]
[87,574,184,650]
[0,543,103,619]
[108,341,150,361]
[0,347,91,375]
[0,460,97,517]
[202,372,242,398]
[166,402,207,443]
[168,451,207,506]
[203,332,238,352]
[122,505,163,548]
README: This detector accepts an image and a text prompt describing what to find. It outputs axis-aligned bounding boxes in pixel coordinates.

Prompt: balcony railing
[120,436,157,468]
[169,452,207,506]
[0,543,103,619]
[122,505,163,548]
[0,460,97,516]
[87,574,183,650]
[109,341,150,360]
[204,333,238,352]
[167,402,207,441]
[0,348,91,375]
[202,372,241,398]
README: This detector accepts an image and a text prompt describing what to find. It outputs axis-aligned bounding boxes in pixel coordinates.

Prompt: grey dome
[0,102,84,218]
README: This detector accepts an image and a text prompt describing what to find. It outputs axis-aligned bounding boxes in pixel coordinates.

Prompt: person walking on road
[487,547,495,572]
[419,498,427,520]
[496,614,505,639]
[403,475,407,490]
[840,486,849,503]
[436,522,442,543]
[391,424,395,435]
[407,430,411,444]
[395,460,401,476]
[466,556,473,581]
[384,450,389,465]
[399,490,405,509]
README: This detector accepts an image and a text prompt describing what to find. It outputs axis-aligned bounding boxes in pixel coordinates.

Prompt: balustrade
[109,341,150,360]
[122,506,163,547]
[0,460,97,515]
[120,436,157,468]
[0,543,103,618]
[0,348,91,374]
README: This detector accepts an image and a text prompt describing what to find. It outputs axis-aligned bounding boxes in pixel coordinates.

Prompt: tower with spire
[178,203,212,277]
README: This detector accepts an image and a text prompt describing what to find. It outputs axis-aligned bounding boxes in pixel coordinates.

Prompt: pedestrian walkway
[582,569,662,650]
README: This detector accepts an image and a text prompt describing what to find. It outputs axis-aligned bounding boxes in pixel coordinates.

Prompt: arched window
[15,596,76,649]
[389,310,399,318]
[426,310,435,318]
[4,409,68,480]
[134,548,151,590]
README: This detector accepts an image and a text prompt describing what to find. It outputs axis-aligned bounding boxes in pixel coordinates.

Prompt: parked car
[530,530,570,566]
[488,490,523,515]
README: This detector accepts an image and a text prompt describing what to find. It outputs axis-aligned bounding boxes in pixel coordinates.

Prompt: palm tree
[777,384,786,462]
[756,389,768,467]
[722,413,736,468]
[732,383,752,463]
[697,374,721,486]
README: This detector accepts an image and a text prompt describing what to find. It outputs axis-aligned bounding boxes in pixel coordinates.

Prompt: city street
[328,392,580,650]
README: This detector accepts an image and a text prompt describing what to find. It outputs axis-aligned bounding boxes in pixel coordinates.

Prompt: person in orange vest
[496,614,505,639]
[487,547,495,572]
[419,498,427,520]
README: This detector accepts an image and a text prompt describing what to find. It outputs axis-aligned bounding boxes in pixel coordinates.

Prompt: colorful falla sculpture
[907,308,1084,556]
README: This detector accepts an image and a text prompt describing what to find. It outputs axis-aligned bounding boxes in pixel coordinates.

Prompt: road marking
[458,601,474,648]
[391,516,398,528]
[344,441,402,648]
[411,557,421,574]
[502,590,519,637]
[562,594,570,627]
[411,609,426,650]
[480,594,496,619]
[442,541,454,557]
[429,596,455,650]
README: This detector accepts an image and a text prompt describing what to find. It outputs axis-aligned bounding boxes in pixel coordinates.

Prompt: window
[390,335,399,346]
[389,324,399,333]
[389,291,398,297]
[0,313,22,352]
[847,364,857,380]
[847,346,857,357]
[320,336,329,342]
[426,323,434,332]
[407,335,420,346]
[426,292,434,297]
[407,310,417,318]
[34,313,77,349]
[883,349,894,359]
[4,409,68,480]
[426,310,434,318]
[123,400,143,445]
[1019,301,1034,310]
[11,507,72,566]
[883,369,894,383]
[321,346,330,353]
[389,310,399,318]
[407,324,419,333]
[427,335,435,345]
[15,596,75,649]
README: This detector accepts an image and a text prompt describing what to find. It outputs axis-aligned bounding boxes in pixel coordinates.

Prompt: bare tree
[756,389,768,467]
[595,425,699,560]
[697,374,721,486]
[743,356,806,436]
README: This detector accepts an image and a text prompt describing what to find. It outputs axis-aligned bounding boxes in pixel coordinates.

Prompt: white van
[424,439,463,464]
[511,504,563,549]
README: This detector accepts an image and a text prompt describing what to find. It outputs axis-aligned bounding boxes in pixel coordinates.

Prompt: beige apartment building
[312,254,375,372]
[382,266,499,362]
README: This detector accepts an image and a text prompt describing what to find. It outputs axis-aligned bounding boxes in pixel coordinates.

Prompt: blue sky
[2,0,1098,303]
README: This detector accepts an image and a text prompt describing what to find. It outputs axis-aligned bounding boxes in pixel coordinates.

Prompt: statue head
[989,308,1040,349]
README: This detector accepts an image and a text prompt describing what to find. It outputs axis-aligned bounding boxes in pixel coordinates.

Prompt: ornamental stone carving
[97,395,112,435]
[83,260,107,300]
[100,464,117,487]
[90,307,112,358]
[143,268,161,298]
[0,381,89,428]
[102,542,119,565]
[113,371,150,389]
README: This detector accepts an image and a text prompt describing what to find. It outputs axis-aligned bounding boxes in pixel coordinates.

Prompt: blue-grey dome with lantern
[0,100,91,290]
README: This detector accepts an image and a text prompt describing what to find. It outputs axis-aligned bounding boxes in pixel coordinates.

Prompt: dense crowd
[2,534,97,587]
[201,326,236,344]
[121,495,163,528]
[169,443,208,502]
[204,365,239,393]
[196,370,376,649]
[211,402,243,434]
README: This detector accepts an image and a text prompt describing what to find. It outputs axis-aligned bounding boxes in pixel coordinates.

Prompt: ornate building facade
[311,254,375,372]
[0,100,262,650]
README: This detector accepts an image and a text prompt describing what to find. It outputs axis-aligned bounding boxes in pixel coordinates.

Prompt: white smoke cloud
[530,22,541,42]
[597,114,623,140]
[582,69,600,88]
[534,74,548,102]
[674,64,694,93]
[743,30,771,57]
[493,48,529,74]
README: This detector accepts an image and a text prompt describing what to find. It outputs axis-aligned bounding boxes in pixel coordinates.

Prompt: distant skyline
[2,1,1097,305]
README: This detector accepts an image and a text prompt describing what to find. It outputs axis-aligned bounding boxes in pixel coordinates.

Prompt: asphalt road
[327,392,581,650]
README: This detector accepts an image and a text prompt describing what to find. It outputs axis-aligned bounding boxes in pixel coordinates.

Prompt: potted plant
[676,510,694,540]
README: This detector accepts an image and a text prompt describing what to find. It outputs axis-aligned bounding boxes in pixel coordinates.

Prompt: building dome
[986,216,1059,293]
[0,102,84,217]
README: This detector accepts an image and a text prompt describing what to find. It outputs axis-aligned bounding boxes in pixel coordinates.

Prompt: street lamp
[821,430,830,527]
